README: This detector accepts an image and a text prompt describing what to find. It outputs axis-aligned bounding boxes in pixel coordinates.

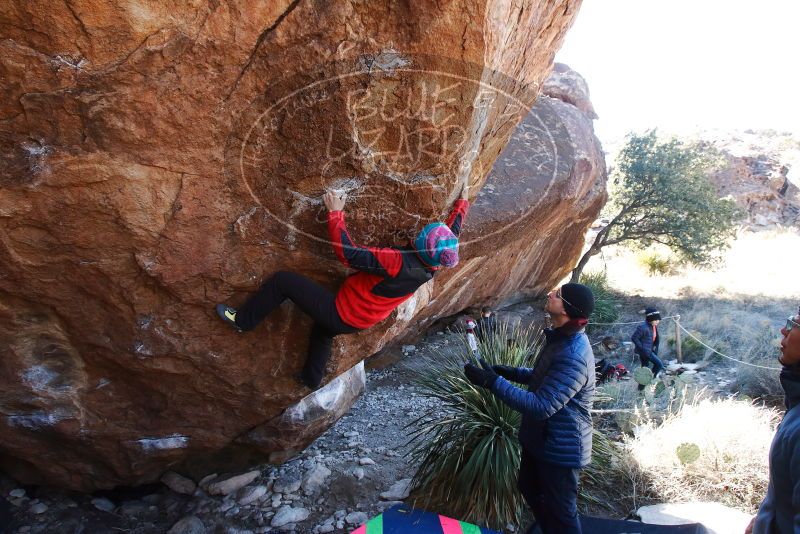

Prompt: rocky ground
[3,306,534,534]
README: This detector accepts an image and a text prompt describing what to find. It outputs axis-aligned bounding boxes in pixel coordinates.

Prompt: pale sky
[556,0,800,144]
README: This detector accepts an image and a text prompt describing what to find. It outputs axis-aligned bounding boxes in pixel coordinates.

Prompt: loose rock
[161,471,197,495]
[206,471,261,496]
[91,497,115,513]
[302,465,331,495]
[273,472,302,494]
[271,506,310,527]
[345,511,369,525]
[167,516,206,534]
[29,502,48,514]
[237,485,268,506]
[380,479,412,501]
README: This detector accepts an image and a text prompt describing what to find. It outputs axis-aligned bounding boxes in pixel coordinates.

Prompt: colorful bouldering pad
[350,505,500,534]
[351,505,710,534]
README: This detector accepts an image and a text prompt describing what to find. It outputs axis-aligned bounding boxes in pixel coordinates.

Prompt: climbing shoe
[215,304,242,332]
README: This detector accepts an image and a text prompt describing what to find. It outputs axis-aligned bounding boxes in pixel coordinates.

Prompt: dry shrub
[638,250,677,276]
[664,297,785,400]
[596,228,800,300]
[624,397,779,513]
[732,327,785,403]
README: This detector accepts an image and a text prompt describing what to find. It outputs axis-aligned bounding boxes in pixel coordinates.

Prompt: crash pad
[352,506,710,534]
[350,505,500,534]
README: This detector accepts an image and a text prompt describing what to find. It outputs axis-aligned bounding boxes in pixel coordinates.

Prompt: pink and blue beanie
[414,223,459,267]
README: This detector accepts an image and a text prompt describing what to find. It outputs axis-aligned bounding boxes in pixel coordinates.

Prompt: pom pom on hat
[414,223,459,267]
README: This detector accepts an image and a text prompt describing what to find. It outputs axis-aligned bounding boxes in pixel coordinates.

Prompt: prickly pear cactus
[676,442,701,465]
[673,373,690,386]
[634,367,654,386]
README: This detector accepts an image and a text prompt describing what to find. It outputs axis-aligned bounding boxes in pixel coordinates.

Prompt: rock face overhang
[0,1,602,490]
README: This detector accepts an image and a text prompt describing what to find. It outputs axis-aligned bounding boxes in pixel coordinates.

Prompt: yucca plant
[405,323,542,530]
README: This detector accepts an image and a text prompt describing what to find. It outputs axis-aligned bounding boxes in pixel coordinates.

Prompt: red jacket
[328,199,469,329]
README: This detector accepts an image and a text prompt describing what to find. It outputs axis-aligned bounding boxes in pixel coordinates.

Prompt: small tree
[571,130,738,282]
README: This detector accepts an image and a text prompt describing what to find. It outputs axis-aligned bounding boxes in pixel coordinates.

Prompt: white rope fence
[588,315,679,326]
[674,322,782,371]
[588,315,783,371]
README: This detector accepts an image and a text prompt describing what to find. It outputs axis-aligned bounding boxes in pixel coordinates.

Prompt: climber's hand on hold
[324,190,346,212]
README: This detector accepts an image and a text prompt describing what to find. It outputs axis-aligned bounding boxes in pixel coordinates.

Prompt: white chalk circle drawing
[225,54,564,253]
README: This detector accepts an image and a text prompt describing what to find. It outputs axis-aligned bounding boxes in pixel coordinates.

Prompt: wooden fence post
[674,314,683,364]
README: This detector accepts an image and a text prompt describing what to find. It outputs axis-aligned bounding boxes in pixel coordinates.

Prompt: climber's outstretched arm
[446,181,471,237]
[324,191,402,277]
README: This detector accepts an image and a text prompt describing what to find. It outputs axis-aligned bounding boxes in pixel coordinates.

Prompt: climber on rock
[216,182,470,390]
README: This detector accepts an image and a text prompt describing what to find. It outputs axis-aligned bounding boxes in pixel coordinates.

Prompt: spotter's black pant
[518,447,582,534]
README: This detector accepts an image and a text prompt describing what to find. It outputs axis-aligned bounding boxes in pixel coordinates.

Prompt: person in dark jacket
[463,283,596,534]
[631,307,665,384]
[216,184,469,389]
[476,306,496,342]
[746,309,800,534]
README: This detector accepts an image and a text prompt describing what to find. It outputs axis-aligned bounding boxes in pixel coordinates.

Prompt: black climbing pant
[518,447,582,534]
[234,271,360,388]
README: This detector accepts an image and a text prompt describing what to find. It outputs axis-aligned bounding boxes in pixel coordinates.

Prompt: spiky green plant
[405,323,541,530]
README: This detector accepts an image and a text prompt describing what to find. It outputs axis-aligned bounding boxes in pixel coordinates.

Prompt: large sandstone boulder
[0,1,599,490]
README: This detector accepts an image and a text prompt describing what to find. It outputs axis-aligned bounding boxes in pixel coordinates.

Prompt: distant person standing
[631,307,665,386]
[477,306,497,342]
[746,310,800,534]
[465,318,480,356]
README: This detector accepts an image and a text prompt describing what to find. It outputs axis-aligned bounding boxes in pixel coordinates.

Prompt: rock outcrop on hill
[0,1,603,490]
[704,130,800,229]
